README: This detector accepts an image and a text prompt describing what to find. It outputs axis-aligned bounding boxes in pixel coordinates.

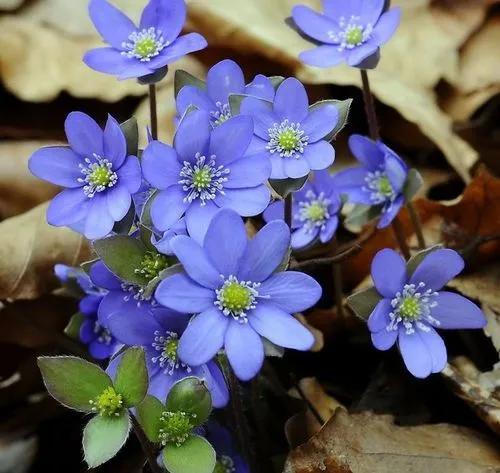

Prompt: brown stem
[407,201,426,249]
[131,415,163,473]
[291,376,325,426]
[391,217,411,260]
[149,84,158,141]
[360,69,380,141]
[284,194,293,228]
[332,262,345,319]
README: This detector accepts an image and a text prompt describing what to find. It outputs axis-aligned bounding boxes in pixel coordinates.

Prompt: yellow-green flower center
[158,411,195,446]
[136,251,170,281]
[306,202,327,222]
[163,338,179,363]
[346,26,363,45]
[134,37,158,58]
[192,167,212,190]
[88,165,114,187]
[399,296,421,321]
[90,386,123,417]
[278,129,300,152]
[377,176,393,197]
[220,282,253,313]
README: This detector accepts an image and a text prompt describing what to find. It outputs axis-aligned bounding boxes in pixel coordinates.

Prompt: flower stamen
[215,275,262,323]
[158,411,196,446]
[328,15,373,51]
[121,27,169,62]
[267,119,309,159]
[78,154,117,198]
[151,330,192,375]
[89,386,123,417]
[297,190,331,232]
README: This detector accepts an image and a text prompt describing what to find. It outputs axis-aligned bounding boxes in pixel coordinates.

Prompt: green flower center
[135,251,170,281]
[90,386,123,417]
[377,176,394,198]
[399,296,421,321]
[88,165,114,187]
[278,129,300,152]
[220,282,253,313]
[346,26,363,45]
[192,167,212,190]
[134,37,158,58]
[158,411,195,446]
[163,338,179,363]
[306,202,327,222]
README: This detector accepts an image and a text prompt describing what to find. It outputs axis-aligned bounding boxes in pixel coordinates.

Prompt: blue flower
[142,110,271,243]
[177,59,275,127]
[83,0,207,80]
[368,248,486,378]
[240,78,337,179]
[155,209,320,381]
[291,0,401,68]
[264,170,341,250]
[334,134,408,228]
[151,217,189,255]
[105,307,229,407]
[28,112,141,239]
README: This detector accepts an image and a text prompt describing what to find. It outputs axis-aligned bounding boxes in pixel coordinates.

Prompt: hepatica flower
[240,77,337,179]
[106,307,229,407]
[142,110,271,243]
[367,248,486,378]
[84,0,207,80]
[177,59,275,127]
[264,170,341,250]
[28,112,141,239]
[291,0,401,68]
[155,209,321,381]
[334,134,408,228]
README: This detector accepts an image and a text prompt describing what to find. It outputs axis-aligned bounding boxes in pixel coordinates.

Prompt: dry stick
[149,84,158,141]
[131,415,164,473]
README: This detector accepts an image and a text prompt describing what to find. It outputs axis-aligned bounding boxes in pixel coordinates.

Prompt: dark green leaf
[136,395,165,443]
[37,356,112,412]
[346,287,382,322]
[406,244,443,277]
[162,435,216,473]
[142,262,183,300]
[309,99,352,142]
[140,190,158,232]
[64,312,85,340]
[120,117,139,157]
[345,204,380,228]
[113,347,148,407]
[269,175,308,198]
[174,69,205,98]
[403,168,424,202]
[137,66,168,85]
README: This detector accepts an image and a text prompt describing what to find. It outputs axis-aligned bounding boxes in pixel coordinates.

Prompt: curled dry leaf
[0,202,91,300]
[284,409,500,473]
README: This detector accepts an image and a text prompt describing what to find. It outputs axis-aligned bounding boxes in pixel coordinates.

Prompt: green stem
[407,201,426,249]
[149,83,158,141]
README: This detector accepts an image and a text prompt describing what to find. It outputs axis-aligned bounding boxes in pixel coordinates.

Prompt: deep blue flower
[84,0,207,80]
[155,209,320,381]
[333,134,408,228]
[177,59,275,127]
[106,307,229,407]
[264,170,341,250]
[291,0,401,68]
[240,77,337,179]
[368,248,486,378]
[142,110,271,243]
[28,112,141,239]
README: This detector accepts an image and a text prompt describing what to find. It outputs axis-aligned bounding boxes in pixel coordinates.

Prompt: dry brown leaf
[284,409,500,473]
[0,0,23,11]
[0,202,91,300]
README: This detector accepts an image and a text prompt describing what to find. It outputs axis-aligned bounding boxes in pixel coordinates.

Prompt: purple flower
[291,0,401,68]
[28,112,141,239]
[333,134,408,228]
[264,170,341,250]
[106,307,229,407]
[240,78,337,179]
[151,217,189,255]
[205,422,249,473]
[177,59,275,127]
[142,110,271,243]
[368,248,486,378]
[155,209,320,381]
[83,0,207,80]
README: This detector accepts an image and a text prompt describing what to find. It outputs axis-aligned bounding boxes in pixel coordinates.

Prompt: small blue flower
[264,170,341,249]
[240,78,337,179]
[84,0,207,80]
[291,0,401,68]
[177,59,275,127]
[142,110,271,243]
[29,112,141,239]
[334,134,408,228]
[155,209,321,381]
[151,217,189,255]
[368,248,486,378]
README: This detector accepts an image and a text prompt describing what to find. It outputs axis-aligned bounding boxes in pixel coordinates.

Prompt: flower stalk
[149,83,158,141]
[131,415,164,473]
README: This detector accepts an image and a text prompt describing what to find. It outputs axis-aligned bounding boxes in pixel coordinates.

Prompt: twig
[131,415,163,473]
[149,84,158,141]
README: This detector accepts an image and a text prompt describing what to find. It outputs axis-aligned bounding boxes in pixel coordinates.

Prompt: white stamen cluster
[297,190,331,232]
[267,119,309,159]
[93,322,113,346]
[328,15,373,51]
[151,330,192,375]
[363,170,396,204]
[78,154,117,198]
[211,102,232,126]
[121,27,169,62]
[120,282,155,306]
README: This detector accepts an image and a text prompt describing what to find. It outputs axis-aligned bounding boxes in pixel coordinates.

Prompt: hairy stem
[407,201,426,249]
[149,84,158,141]
[131,415,163,473]
[360,69,380,141]
[391,217,411,260]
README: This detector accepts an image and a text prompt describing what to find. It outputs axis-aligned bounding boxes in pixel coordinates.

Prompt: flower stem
[391,217,411,260]
[284,194,293,228]
[332,261,345,320]
[131,415,163,473]
[149,83,158,141]
[360,69,380,141]
[407,201,426,249]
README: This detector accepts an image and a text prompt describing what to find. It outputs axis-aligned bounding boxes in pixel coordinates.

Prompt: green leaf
[403,168,424,202]
[113,347,148,407]
[93,235,148,286]
[142,262,183,301]
[37,356,112,412]
[406,244,443,277]
[80,258,99,274]
[269,175,308,198]
[346,287,382,322]
[309,99,352,142]
[64,312,85,340]
[165,377,212,427]
[162,435,216,473]
[83,412,131,468]
[137,66,168,85]
[345,204,380,228]
[136,395,165,443]
[120,117,139,157]
[174,69,205,97]
[229,94,272,117]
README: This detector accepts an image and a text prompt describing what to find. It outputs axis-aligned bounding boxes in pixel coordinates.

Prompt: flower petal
[367,298,392,332]
[140,0,187,43]
[209,115,254,165]
[215,185,270,217]
[302,104,339,142]
[225,153,271,189]
[371,328,397,351]
[409,249,464,291]
[174,109,211,162]
[299,45,346,67]
[151,186,189,232]
[106,184,131,221]
[245,74,275,101]
[83,47,153,79]
[147,33,207,69]
[202,361,229,408]
[84,194,115,239]
[259,271,322,313]
[371,248,407,298]
[283,156,310,178]
[240,97,277,140]
[29,146,82,188]
[269,154,287,179]
[319,215,339,243]
[47,189,90,226]
[291,226,317,249]
[398,330,433,378]
[176,86,214,117]
[148,372,177,401]
[90,261,122,290]
[432,291,486,329]
[116,156,141,193]
[225,320,263,381]
[302,141,335,171]
[106,311,160,346]
[178,308,229,366]
[292,5,339,43]
[263,200,284,223]
[372,8,401,45]
[346,42,379,67]
[65,111,104,158]
[385,151,408,193]
[184,200,220,245]
[103,115,127,168]
[249,303,314,350]
[348,134,384,171]
[420,327,447,374]
[377,195,403,229]
[156,273,214,313]
[207,59,245,105]
[238,220,290,282]
[274,78,309,123]
[142,141,181,190]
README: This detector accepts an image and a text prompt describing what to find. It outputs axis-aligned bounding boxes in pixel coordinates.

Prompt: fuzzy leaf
[37,356,112,412]
[64,312,85,340]
[113,347,148,407]
[162,435,216,473]
[270,176,308,198]
[346,287,382,322]
[174,69,206,98]
[165,377,212,427]
[120,117,139,157]
[403,168,424,202]
[136,395,165,443]
[406,244,443,277]
[309,99,352,142]
[83,412,131,468]
[92,235,148,286]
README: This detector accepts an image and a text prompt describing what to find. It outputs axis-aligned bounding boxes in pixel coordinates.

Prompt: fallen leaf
[0,0,23,11]
[284,409,500,473]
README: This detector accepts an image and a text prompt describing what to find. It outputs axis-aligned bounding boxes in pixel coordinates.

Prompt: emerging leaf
[113,347,149,407]
[120,117,139,157]
[174,69,206,98]
[162,435,216,473]
[309,99,352,142]
[269,175,308,198]
[403,168,424,202]
[136,395,165,443]
[345,204,380,228]
[406,244,443,277]
[63,312,85,340]
[346,287,382,322]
